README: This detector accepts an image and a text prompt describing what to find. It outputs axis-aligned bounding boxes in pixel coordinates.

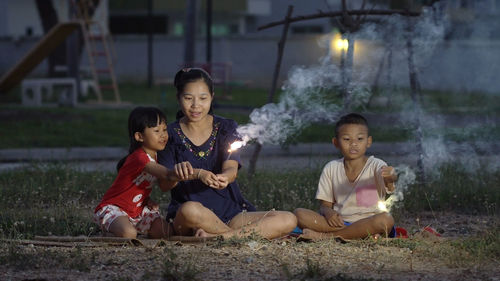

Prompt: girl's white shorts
[93,204,161,234]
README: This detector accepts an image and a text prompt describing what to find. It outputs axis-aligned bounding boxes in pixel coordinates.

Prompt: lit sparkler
[377,200,389,213]
[227,141,245,160]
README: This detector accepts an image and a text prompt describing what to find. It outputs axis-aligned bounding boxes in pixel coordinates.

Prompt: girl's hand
[215,174,229,189]
[146,198,159,211]
[174,161,194,180]
[198,169,222,189]
[381,166,397,185]
[323,209,344,228]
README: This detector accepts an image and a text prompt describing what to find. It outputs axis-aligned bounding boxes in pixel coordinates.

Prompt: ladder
[73,0,121,103]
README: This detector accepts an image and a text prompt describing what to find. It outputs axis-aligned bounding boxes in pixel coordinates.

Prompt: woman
[158,68,296,239]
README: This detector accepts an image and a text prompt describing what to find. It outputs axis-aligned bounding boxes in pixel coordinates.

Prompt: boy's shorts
[93,204,161,234]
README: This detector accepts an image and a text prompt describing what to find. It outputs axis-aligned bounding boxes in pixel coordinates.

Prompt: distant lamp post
[330,32,348,54]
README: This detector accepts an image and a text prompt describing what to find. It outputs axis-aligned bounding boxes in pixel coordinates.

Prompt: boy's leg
[173,201,232,236]
[226,210,297,239]
[302,213,394,240]
[333,213,394,239]
[294,208,343,232]
[107,216,137,238]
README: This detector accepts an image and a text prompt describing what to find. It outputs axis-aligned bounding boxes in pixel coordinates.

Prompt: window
[292,25,324,34]
[109,14,168,34]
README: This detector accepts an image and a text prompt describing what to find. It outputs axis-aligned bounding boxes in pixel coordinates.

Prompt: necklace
[175,122,220,159]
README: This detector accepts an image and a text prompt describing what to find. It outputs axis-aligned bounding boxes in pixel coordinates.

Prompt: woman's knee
[177,201,205,222]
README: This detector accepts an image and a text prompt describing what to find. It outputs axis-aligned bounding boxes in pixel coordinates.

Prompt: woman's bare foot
[194,228,217,237]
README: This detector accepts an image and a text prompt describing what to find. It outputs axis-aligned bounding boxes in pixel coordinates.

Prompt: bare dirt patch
[1,212,499,281]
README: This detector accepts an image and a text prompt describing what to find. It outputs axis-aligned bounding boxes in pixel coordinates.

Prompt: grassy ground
[0,163,498,240]
[0,163,499,280]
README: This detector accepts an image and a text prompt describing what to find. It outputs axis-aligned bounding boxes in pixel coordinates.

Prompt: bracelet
[197,169,201,179]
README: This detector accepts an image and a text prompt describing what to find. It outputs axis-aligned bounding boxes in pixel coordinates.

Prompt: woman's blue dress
[158,115,256,223]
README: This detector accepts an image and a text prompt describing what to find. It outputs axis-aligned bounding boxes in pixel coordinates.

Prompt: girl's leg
[225,210,297,240]
[107,216,137,239]
[301,212,394,240]
[172,201,232,236]
[148,217,172,239]
[294,208,344,232]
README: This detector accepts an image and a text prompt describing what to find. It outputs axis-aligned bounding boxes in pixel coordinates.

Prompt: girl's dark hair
[116,106,167,171]
[173,67,214,119]
[334,113,369,137]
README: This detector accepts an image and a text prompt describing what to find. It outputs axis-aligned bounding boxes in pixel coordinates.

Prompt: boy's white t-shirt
[315,156,393,223]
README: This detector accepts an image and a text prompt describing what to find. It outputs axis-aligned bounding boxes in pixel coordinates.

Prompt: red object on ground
[423,226,441,237]
[395,227,409,238]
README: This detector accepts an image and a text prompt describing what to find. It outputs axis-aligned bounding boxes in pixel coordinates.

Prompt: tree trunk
[406,17,426,183]
[184,0,197,66]
[248,6,294,176]
[35,0,65,77]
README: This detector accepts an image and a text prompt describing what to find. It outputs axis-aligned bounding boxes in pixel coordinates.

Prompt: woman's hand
[198,169,223,189]
[215,174,229,189]
[174,161,194,180]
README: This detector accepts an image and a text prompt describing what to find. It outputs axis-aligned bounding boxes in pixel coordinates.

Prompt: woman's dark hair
[173,67,214,119]
[334,113,369,137]
[116,106,167,171]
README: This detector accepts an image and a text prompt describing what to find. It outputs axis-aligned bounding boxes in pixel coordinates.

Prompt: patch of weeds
[303,258,324,279]
[211,229,268,249]
[401,163,500,215]
[324,273,386,281]
[112,277,134,281]
[384,238,420,251]
[446,227,500,266]
[0,243,95,272]
[67,246,92,272]
[162,246,200,281]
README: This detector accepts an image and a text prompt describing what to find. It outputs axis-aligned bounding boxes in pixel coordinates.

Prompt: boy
[294,113,397,240]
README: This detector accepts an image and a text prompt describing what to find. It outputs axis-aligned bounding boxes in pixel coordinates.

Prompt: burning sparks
[228,141,244,153]
[378,200,388,212]
[227,141,245,161]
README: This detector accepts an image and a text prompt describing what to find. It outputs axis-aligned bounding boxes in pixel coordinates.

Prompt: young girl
[94,106,190,239]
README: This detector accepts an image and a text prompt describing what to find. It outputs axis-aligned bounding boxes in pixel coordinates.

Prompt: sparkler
[227,141,245,161]
[377,200,389,213]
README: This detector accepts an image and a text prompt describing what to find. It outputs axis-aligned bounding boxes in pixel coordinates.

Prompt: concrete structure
[1,0,500,93]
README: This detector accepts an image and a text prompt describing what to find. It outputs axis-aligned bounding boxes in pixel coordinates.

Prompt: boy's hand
[174,161,194,180]
[323,208,344,228]
[381,166,397,185]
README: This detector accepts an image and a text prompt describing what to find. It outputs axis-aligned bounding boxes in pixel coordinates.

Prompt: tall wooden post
[406,15,426,183]
[248,5,294,176]
[206,0,212,66]
[184,0,197,66]
[147,0,153,88]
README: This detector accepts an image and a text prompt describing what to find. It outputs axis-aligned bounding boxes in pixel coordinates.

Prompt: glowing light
[330,33,349,53]
[378,201,388,212]
[228,141,244,152]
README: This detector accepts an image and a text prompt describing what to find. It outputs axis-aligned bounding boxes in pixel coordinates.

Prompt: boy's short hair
[335,113,369,137]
